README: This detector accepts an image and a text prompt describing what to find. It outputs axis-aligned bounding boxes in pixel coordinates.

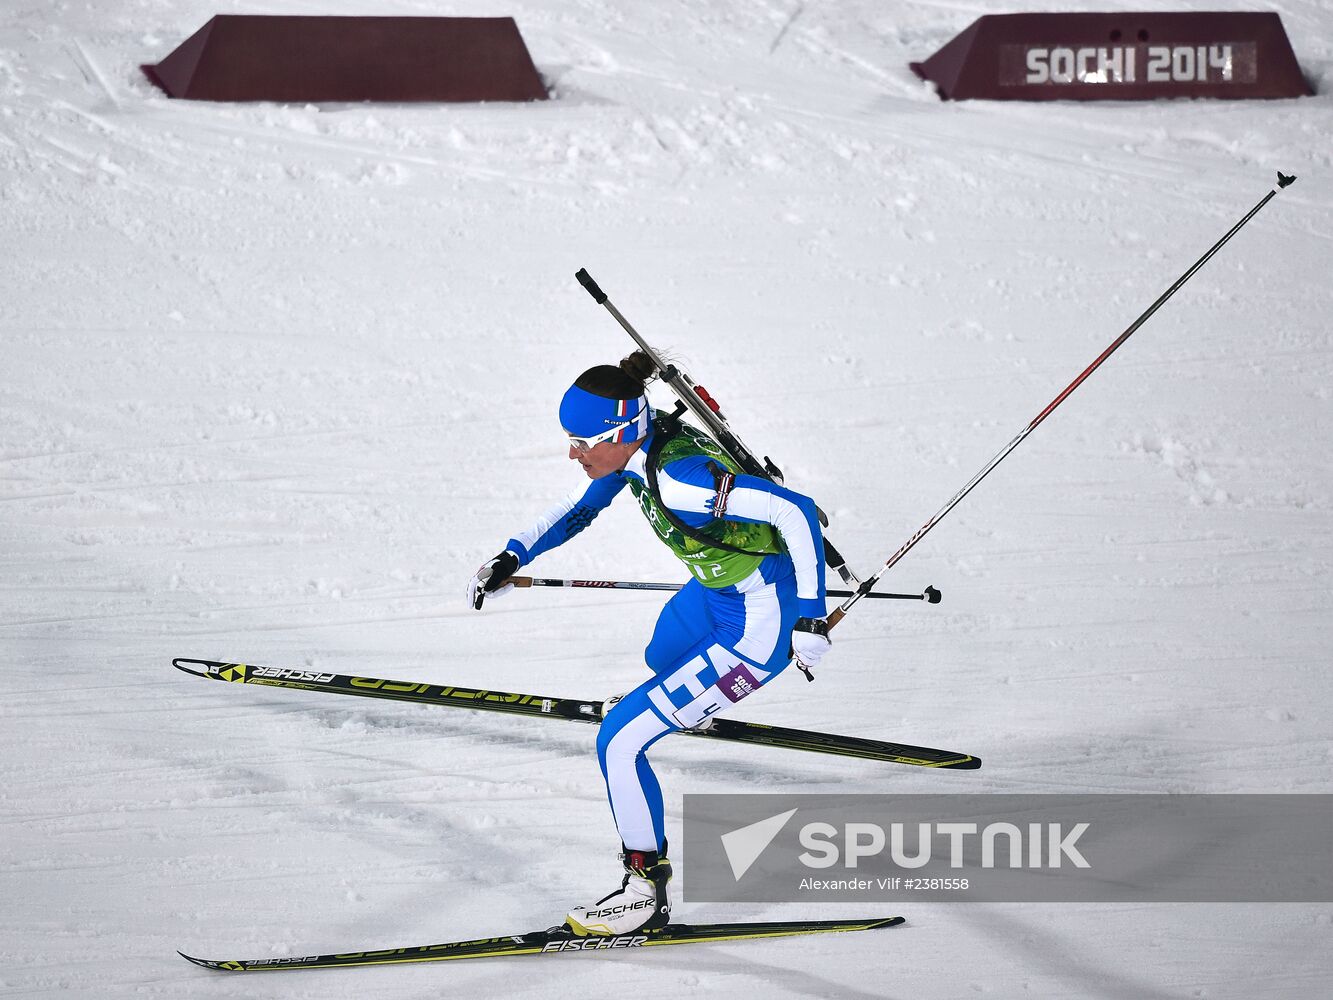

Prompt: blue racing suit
[503,422,827,851]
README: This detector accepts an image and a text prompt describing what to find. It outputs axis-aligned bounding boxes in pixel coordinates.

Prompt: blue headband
[559,384,651,443]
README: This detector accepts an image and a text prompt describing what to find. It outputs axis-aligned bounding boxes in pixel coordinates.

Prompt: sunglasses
[567,419,636,453]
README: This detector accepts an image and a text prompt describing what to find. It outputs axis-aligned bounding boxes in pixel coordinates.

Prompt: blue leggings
[596,572,799,852]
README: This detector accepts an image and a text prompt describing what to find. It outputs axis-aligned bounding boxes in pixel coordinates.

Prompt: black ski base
[180,915,905,971]
[173,657,980,769]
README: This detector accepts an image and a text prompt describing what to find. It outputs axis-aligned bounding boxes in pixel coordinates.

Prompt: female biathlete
[466,352,832,936]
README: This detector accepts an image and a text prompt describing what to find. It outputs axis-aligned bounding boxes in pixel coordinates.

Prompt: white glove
[467,550,520,610]
[791,617,831,675]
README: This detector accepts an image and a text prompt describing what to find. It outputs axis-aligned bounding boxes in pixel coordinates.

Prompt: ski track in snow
[4,0,1332,997]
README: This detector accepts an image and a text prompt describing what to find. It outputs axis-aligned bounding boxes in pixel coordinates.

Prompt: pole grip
[575,268,607,305]
[509,576,534,588]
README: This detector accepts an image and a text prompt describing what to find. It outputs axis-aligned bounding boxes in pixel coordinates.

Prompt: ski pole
[510,575,942,603]
[828,172,1297,629]
[575,267,868,589]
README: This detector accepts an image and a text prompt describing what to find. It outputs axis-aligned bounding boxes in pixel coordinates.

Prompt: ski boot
[565,843,673,936]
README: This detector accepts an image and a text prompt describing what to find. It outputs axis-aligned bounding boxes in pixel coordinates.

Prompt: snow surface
[3,0,1332,996]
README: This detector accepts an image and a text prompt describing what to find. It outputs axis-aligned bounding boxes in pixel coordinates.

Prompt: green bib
[627,423,782,588]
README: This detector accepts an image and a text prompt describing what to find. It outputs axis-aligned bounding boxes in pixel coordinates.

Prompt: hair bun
[619,350,657,384]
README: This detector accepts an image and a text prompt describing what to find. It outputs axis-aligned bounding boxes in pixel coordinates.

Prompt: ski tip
[171,658,210,677]
[870,916,906,930]
[947,756,982,770]
[178,951,225,971]
[180,951,255,972]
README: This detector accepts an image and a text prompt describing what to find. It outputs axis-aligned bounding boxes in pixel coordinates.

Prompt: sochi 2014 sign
[911,12,1312,101]
[1021,43,1248,87]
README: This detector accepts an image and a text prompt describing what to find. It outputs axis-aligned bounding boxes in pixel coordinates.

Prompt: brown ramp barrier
[142,15,548,103]
[911,12,1312,101]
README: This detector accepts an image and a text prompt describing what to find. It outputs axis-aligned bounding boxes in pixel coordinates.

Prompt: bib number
[647,648,768,729]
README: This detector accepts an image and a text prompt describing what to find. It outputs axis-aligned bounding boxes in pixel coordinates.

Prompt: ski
[174,658,980,769]
[180,916,905,971]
